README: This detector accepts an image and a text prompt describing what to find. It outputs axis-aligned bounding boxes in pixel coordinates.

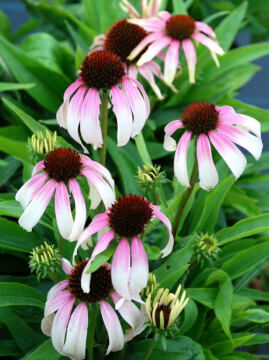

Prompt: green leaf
[135,132,152,165]
[238,288,269,302]
[236,308,269,323]
[25,339,60,360]
[215,2,248,52]
[209,334,254,357]
[0,36,69,112]
[0,340,21,357]
[180,299,198,334]
[86,242,117,274]
[0,200,22,218]
[206,270,233,338]
[221,241,269,279]
[0,308,44,352]
[0,10,11,40]
[186,288,217,308]
[215,214,269,245]
[0,156,20,187]
[0,135,29,163]
[188,175,234,234]
[83,0,119,33]
[0,282,45,308]
[172,0,188,15]
[0,82,35,92]
[0,217,42,253]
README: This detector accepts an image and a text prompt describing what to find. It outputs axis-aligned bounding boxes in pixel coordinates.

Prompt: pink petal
[61,259,73,276]
[81,230,115,293]
[122,78,147,137]
[125,75,150,117]
[138,62,164,100]
[73,213,109,262]
[120,0,140,18]
[44,290,72,317]
[32,161,45,176]
[137,36,172,66]
[132,18,165,32]
[80,88,103,149]
[219,113,261,138]
[81,168,115,209]
[68,179,87,241]
[218,123,263,160]
[111,85,133,146]
[197,134,219,190]
[55,182,73,240]
[191,32,224,55]
[112,238,131,302]
[64,78,83,101]
[151,205,174,258]
[18,179,57,232]
[164,40,180,85]
[195,21,216,39]
[66,86,87,146]
[51,297,75,356]
[164,120,183,151]
[159,10,171,22]
[63,303,88,360]
[174,131,192,187]
[100,300,124,354]
[182,39,197,84]
[80,154,114,189]
[128,64,138,79]
[16,173,47,209]
[47,280,69,301]
[128,32,165,61]
[208,130,247,178]
[129,237,148,296]
[216,105,235,116]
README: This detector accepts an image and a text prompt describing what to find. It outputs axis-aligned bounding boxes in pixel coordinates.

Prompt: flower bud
[195,233,220,264]
[141,273,158,299]
[28,130,58,156]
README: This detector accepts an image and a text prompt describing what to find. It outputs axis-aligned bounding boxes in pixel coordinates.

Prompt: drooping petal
[151,205,174,258]
[125,76,150,117]
[120,0,140,18]
[182,39,197,84]
[216,105,235,116]
[197,134,219,190]
[128,64,138,79]
[68,179,86,241]
[41,313,55,336]
[44,290,72,317]
[111,238,131,302]
[159,10,171,22]
[111,85,133,146]
[163,120,183,151]
[164,40,180,85]
[16,173,48,209]
[122,78,147,137]
[66,86,87,146]
[100,300,124,354]
[218,123,263,160]
[56,98,69,128]
[47,280,69,301]
[129,237,148,296]
[191,32,224,55]
[73,213,109,262]
[209,130,247,178]
[137,36,172,66]
[64,78,83,101]
[32,161,45,176]
[51,297,75,356]
[174,131,192,187]
[80,154,114,190]
[55,182,73,240]
[81,169,115,209]
[18,179,57,232]
[61,259,73,276]
[138,62,164,100]
[127,32,165,61]
[219,113,261,138]
[110,291,147,340]
[81,230,115,294]
[63,303,88,360]
[130,18,165,32]
[195,21,216,39]
[80,88,103,149]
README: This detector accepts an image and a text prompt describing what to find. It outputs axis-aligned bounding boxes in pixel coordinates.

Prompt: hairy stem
[87,303,98,360]
[142,334,159,360]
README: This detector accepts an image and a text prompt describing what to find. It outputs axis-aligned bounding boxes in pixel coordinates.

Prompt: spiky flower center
[44,148,82,182]
[80,50,126,89]
[104,19,148,63]
[181,102,219,135]
[108,195,153,237]
[166,15,195,41]
[68,261,112,303]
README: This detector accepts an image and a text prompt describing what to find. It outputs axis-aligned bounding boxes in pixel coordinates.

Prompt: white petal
[54,182,73,240]
[129,237,148,296]
[174,131,192,187]
[16,173,48,209]
[68,179,87,241]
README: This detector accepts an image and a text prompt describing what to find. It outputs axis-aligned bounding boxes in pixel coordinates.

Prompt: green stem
[59,237,64,256]
[99,91,108,166]
[135,132,152,165]
[87,303,98,360]
[142,334,159,360]
[172,157,198,238]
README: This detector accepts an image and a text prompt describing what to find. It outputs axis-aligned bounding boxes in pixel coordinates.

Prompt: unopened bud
[195,233,220,264]
[28,130,58,156]
[141,273,158,299]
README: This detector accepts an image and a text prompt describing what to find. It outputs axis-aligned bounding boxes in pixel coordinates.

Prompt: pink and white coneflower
[164,102,263,190]
[41,259,146,358]
[57,50,150,148]
[16,148,115,240]
[73,195,173,306]
[120,0,162,18]
[90,19,177,100]
[128,13,224,84]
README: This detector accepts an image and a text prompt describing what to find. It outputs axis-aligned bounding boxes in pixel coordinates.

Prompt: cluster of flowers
[15,0,263,359]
